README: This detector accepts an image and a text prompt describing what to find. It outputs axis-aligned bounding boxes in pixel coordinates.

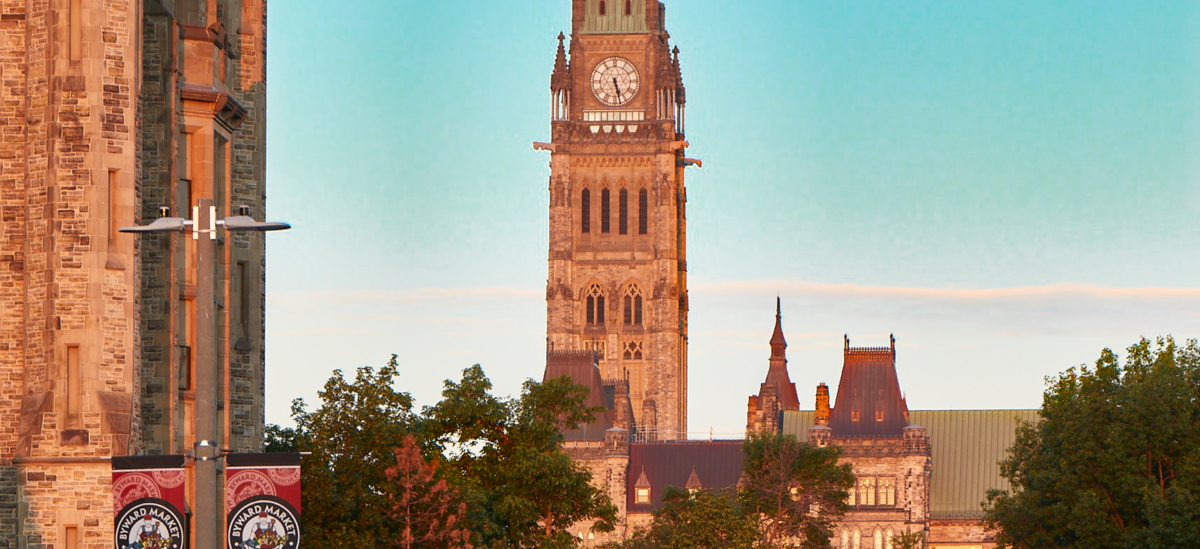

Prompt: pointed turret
[761,300,799,411]
[746,301,801,433]
[551,32,571,92]
[672,46,686,105]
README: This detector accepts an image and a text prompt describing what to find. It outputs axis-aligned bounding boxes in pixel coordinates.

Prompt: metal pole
[194,198,220,549]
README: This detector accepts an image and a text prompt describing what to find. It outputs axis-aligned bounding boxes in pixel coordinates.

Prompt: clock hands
[613,77,621,98]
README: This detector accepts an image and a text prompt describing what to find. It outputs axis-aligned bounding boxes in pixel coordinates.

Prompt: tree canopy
[611,432,853,549]
[740,432,855,548]
[268,358,616,549]
[621,487,759,549]
[983,337,1200,549]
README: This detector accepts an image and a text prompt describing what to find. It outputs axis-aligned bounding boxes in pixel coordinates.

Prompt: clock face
[590,57,640,107]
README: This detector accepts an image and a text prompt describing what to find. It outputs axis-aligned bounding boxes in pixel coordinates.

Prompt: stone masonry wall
[226,0,267,453]
[137,11,177,456]
[18,462,113,549]
[0,466,15,549]
[0,0,30,467]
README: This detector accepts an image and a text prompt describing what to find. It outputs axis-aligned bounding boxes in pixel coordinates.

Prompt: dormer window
[851,410,861,422]
[635,487,650,503]
[875,410,885,422]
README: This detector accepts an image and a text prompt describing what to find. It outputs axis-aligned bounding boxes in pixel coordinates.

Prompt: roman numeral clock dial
[590,57,640,107]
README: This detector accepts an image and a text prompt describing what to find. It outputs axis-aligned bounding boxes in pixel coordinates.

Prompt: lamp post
[122,198,289,549]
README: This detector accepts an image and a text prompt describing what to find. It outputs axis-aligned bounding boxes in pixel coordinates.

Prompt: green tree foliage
[281,359,616,549]
[621,487,759,549]
[424,366,618,549]
[983,337,1200,549]
[386,434,472,549]
[890,530,927,549]
[263,423,299,452]
[740,432,855,548]
[289,355,420,548]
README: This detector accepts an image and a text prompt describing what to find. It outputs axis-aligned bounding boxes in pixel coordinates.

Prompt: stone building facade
[0,0,270,547]
[801,338,934,549]
[543,0,692,442]
[538,2,1028,548]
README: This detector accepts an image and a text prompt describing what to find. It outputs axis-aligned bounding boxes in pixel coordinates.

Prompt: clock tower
[541,0,692,441]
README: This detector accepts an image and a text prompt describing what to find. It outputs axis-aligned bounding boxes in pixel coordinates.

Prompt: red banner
[112,455,187,549]
[225,453,302,549]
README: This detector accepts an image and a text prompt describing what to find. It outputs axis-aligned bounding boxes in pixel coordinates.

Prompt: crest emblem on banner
[227,496,301,549]
[114,499,185,549]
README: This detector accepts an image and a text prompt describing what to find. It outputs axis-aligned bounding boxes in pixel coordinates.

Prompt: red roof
[544,351,613,441]
[627,441,744,511]
[829,336,910,437]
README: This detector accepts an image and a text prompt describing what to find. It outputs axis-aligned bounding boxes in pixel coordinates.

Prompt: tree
[983,337,1200,549]
[890,530,927,549]
[424,365,618,549]
[386,434,472,549]
[621,487,759,549]
[290,355,419,548]
[740,431,855,548]
[264,423,299,452]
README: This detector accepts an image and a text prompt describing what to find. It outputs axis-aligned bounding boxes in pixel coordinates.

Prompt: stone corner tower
[542,0,691,442]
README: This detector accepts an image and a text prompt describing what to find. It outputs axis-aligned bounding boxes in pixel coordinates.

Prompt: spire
[672,46,685,104]
[770,297,786,357]
[551,32,571,91]
[685,466,703,491]
[758,300,799,412]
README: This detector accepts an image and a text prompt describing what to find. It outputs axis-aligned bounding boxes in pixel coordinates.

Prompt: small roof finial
[845,334,850,351]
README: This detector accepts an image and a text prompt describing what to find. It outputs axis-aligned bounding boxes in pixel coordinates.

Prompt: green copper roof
[581,0,649,34]
[782,409,1040,519]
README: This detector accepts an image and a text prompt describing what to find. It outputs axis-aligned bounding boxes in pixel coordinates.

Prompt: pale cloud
[693,279,1200,302]
[269,286,541,306]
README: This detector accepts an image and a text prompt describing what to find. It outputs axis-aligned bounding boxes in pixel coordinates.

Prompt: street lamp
[121,198,289,549]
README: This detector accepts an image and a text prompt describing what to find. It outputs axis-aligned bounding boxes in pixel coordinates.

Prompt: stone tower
[543,0,692,442]
[0,1,270,547]
[746,299,801,434]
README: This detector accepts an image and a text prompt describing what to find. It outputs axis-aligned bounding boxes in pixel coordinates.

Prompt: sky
[263,0,1200,437]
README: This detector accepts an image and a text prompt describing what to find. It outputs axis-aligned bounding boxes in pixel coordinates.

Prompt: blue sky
[264,1,1200,436]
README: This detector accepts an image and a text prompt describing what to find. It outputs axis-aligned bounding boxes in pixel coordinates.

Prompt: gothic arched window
[638,188,648,234]
[623,285,643,326]
[859,477,876,506]
[586,284,606,326]
[619,189,629,235]
[873,528,883,549]
[601,188,611,233]
[581,188,591,234]
[879,477,896,506]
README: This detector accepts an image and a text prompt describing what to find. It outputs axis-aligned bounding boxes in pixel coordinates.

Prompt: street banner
[112,455,188,549]
[225,453,302,549]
